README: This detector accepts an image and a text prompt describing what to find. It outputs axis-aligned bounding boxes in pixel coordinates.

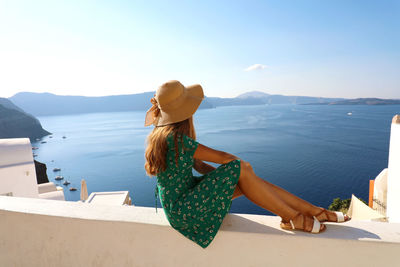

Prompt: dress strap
[154,184,159,213]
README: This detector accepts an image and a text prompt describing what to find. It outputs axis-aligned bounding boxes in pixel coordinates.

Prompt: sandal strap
[314,208,326,218]
[289,214,323,233]
[315,208,346,223]
[311,216,321,233]
[335,211,345,222]
[289,212,302,230]
[290,220,295,230]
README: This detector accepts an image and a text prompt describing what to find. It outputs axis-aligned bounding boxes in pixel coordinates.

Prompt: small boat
[347,112,353,116]
[32,147,39,150]
[55,176,64,180]
[49,136,53,138]
[69,187,77,191]
[63,180,70,185]
[33,153,37,157]
[40,141,47,144]
[62,136,67,139]
[53,168,61,172]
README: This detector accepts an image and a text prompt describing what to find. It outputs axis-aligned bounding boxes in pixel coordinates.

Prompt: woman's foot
[280,213,326,233]
[313,207,351,223]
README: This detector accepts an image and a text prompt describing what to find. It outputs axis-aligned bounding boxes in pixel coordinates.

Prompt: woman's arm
[193,159,216,174]
[193,143,240,164]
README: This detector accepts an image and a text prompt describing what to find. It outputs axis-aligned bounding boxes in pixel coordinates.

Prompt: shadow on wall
[223,214,381,241]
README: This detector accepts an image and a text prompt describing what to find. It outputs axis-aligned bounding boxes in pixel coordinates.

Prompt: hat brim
[156,84,204,126]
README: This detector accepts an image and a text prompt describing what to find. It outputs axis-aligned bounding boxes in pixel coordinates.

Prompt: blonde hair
[145,117,196,176]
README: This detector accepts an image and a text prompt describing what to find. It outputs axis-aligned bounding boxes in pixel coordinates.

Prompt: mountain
[10,92,156,116]
[205,96,265,107]
[10,92,214,116]
[0,97,26,112]
[0,98,50,140]
[237,91,270,99]
[235,91,345,105]
[200,91,344,108]
[7,90,367,117]
[303,98,400,105]
[212,91,344,105]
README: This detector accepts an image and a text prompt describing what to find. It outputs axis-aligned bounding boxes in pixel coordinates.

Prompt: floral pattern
[155,133,241,248]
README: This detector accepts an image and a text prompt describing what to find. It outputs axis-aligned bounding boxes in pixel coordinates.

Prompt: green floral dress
[154,133,241,248]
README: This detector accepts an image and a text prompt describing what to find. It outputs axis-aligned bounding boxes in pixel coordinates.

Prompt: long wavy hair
[145,117,196,176]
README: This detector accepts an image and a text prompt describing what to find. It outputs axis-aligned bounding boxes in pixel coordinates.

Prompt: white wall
[1,196,400,267]
[0,138,38,198]
[387,115,400,222]
[373,168,387,216]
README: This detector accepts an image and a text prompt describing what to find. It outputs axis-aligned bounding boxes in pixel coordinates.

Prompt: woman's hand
[193,159,216,174]
[193,143,240,164]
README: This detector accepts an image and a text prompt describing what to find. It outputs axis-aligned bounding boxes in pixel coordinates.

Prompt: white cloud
[244,64,267,72]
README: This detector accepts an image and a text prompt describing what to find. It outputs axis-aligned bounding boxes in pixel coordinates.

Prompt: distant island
[302,98,400,105]
[7,91,400,117]
[0,98,50,140]
[9,91,344,116]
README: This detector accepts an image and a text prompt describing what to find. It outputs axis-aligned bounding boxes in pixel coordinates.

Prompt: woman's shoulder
[166,133,199,151]
[165,134,175,150]
[182,134,198,148]
[166,132,197,143]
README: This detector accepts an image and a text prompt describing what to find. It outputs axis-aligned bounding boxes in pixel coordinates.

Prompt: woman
[144,80,350,249]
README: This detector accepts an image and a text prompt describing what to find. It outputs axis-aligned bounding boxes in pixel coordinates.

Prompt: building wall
[1,196,400,267]
[387,116,400,222]
[0,138,38,198]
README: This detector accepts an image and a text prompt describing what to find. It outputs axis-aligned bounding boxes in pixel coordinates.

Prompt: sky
[0,0,399,99]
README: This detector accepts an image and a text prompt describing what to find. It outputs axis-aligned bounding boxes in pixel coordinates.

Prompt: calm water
[33,105,399,215]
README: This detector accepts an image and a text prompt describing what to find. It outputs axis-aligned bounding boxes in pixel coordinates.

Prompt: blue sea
[33,105,399,215]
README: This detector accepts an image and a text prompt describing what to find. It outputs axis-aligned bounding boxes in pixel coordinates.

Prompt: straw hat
[144,80,204,127]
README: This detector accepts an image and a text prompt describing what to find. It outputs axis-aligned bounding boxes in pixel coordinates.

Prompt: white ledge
[1,196,400,266]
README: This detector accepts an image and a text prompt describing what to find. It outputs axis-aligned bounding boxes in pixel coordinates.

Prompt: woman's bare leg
[264,181,349,222]
[231,162,320,215]
[232,168,346,222]
[261,180,322,219]
[231,160,326,231]
[237,161,302,222]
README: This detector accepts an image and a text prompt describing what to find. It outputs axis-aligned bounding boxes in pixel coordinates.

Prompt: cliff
[0,98,50,140]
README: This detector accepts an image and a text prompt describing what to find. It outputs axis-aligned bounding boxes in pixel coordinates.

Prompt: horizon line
[5,90,400,101]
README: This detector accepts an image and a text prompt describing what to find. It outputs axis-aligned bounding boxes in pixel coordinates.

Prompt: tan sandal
[314,208,351,223]
[280,213,326,234]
